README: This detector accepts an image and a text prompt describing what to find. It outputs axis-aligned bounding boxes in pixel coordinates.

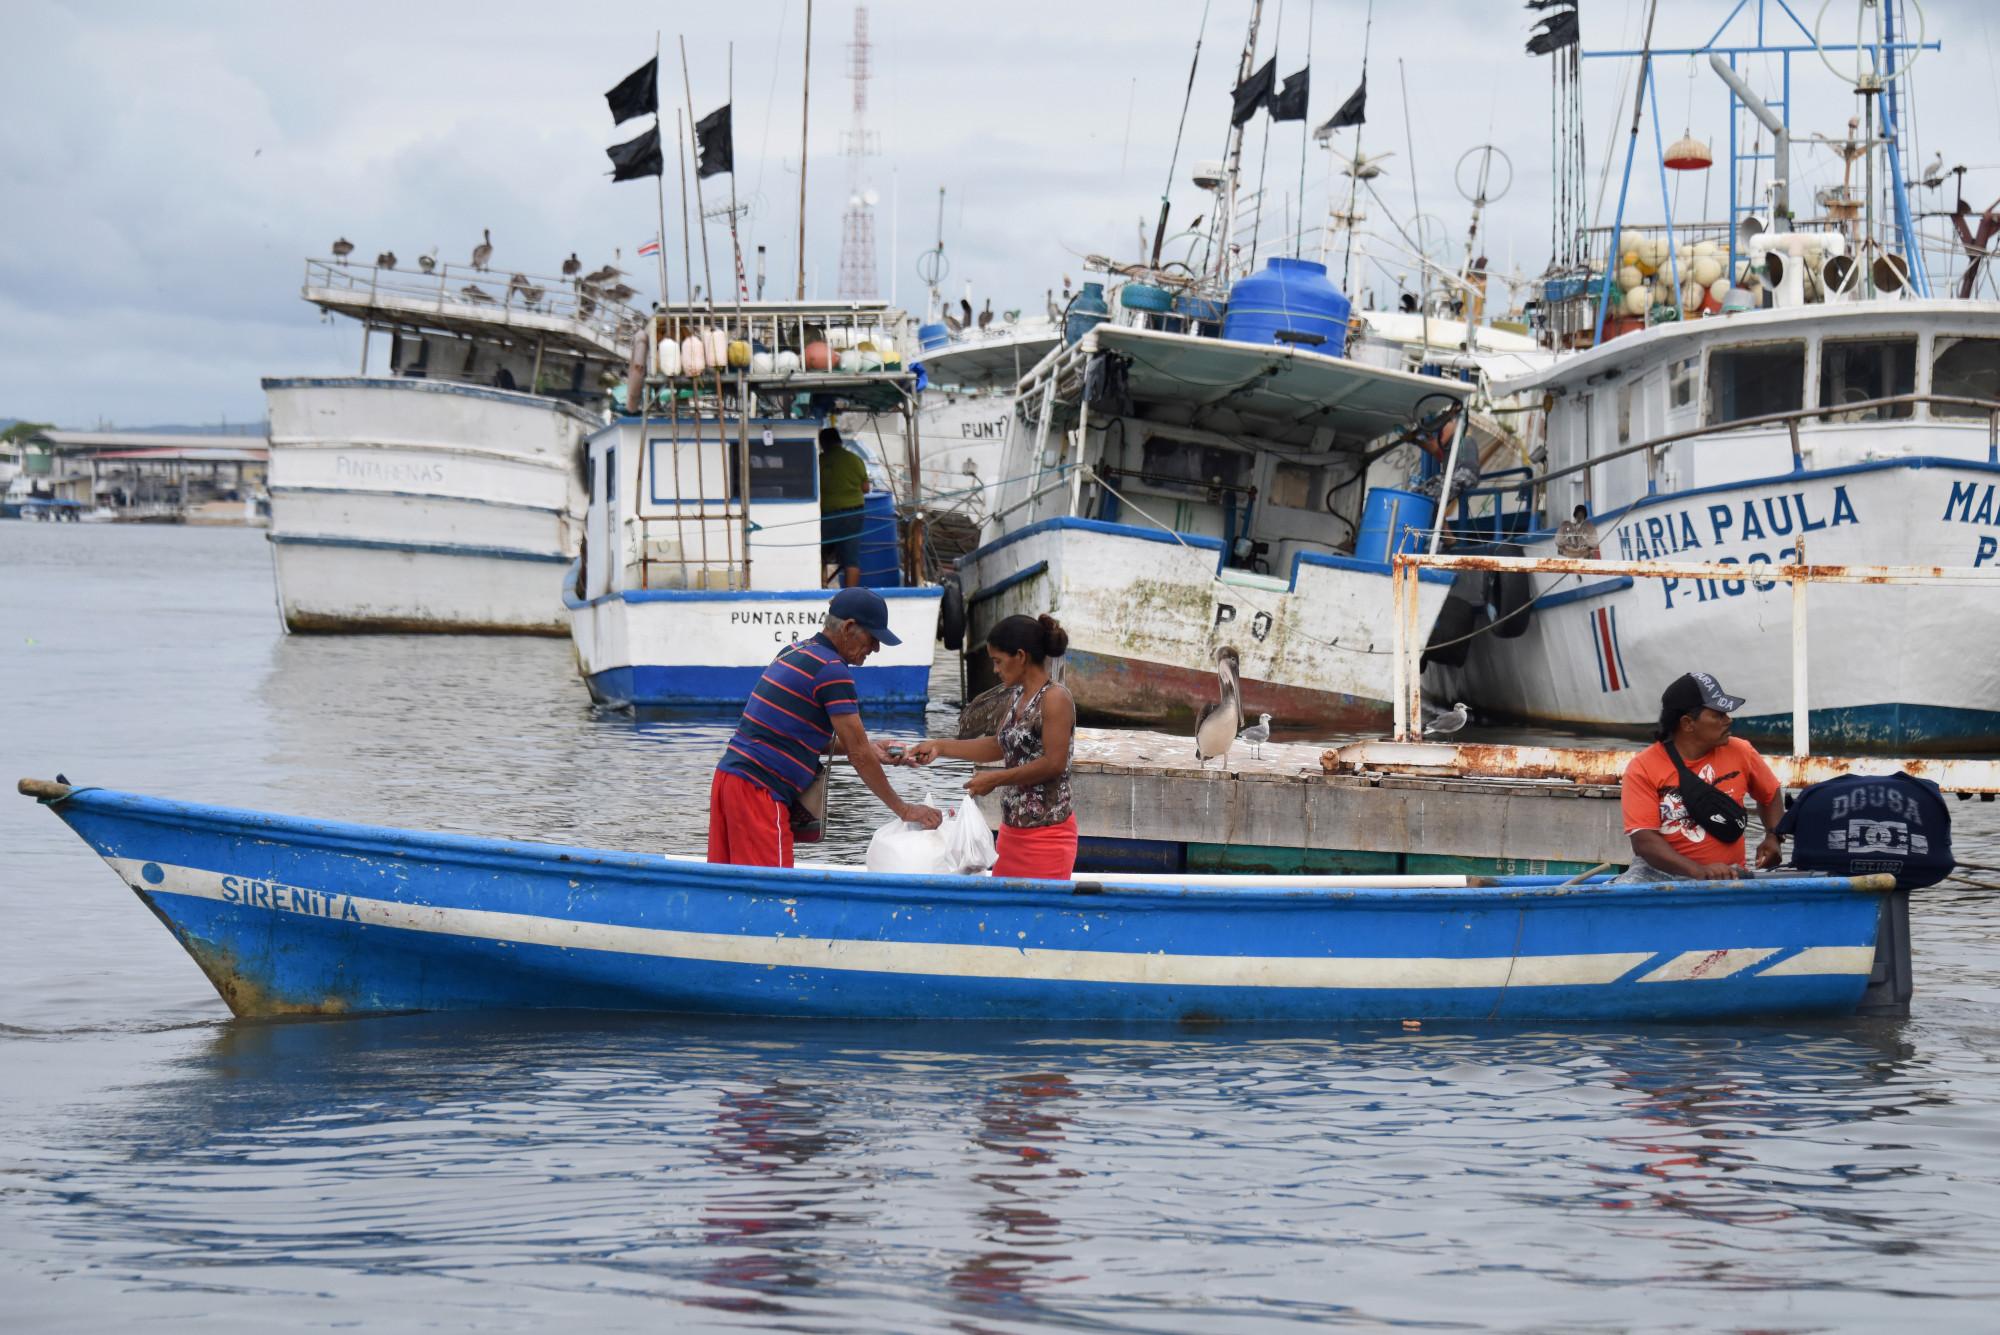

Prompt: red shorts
[992,815,1079,880]
[707,770,794,867]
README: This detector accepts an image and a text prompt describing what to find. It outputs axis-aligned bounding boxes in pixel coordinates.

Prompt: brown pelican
[976,298,993,331]
[562,253,582,277]
[471,228,493,271]
[1194,646,1243,769]
[330,237,354,260]
[461,284,496,303]
[602,283,636,304]
[375,250,396,269]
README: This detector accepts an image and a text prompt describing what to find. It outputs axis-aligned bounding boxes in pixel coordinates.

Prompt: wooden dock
[972,729,1625,877]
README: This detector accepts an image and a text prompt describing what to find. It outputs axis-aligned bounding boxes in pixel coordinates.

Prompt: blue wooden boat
[18,779,1911,1023]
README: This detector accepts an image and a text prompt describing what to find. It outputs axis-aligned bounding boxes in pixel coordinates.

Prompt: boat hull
[1445,460,2000,752]
[36,786,1893,1023]
[957,518,1451,729]
[263,377,588,635]
[566,585,941,708]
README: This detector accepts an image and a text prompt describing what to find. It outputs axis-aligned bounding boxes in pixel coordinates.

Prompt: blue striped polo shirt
[715,633,860,803]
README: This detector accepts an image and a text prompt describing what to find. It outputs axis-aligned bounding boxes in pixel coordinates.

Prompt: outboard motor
[1777,772,1955,1017]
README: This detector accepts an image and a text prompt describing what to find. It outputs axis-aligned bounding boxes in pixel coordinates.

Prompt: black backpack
[1776,772,1955,890]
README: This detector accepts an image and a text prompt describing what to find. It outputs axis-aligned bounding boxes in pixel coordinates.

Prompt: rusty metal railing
[1389,546,2000,758]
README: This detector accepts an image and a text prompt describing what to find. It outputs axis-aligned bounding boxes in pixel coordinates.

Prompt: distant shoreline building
[9,428,269,525]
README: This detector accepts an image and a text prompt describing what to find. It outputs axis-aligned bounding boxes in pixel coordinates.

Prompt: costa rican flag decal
[1590,606,1629,692]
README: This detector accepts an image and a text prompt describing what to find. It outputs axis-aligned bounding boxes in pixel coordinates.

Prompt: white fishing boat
[263,256,642,634]
[962,318,1470,731]
[1427,3,2000,752]
[566,300,941,708]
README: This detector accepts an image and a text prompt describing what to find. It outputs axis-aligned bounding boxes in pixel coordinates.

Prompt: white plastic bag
[940,795,997,874]
[864,792,996,875]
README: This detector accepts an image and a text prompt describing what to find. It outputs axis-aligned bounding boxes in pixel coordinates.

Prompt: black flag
[1318,77,1366,133]
[1527,9,1580,55]
[1269,67,1310,122]
[606,124,663,181]
[1231,58,1276,126]
[605,57,658,125]
[695,103,734,178]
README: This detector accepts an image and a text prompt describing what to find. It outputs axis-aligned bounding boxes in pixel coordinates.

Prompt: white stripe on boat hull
[106,859,1874,991]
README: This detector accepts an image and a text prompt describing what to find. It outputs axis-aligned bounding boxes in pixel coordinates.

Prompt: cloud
[1,0,1991,424]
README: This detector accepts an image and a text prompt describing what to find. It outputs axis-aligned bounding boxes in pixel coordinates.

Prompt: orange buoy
[803,340,833,371]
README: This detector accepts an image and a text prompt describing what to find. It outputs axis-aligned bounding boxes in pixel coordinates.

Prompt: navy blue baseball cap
[828,586,901,645]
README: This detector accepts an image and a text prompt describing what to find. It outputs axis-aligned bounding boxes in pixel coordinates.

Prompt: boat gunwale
[40,786,1890,911]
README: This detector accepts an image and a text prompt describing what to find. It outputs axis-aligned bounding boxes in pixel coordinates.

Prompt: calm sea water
[3,522,1997,1332]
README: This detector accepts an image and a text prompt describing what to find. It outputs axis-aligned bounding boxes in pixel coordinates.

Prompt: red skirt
[993,815,1078,880]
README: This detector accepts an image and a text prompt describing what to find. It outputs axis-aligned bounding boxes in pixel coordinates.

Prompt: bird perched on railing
[960,296,974,328]
[417,249,437,273]
[507,274,543,308]
[471,228,493,271]
[1195,645,1244,769]
[602,283,636,304]
[562,253,582,278]
[942,305,964,335]
[1423,701,1470,736]
[461,284,495,304]
[375,251,396,270]
[1238,712,1272,759]
[582,264,617,286]
[331,237,354,260]
[976,298,993,331]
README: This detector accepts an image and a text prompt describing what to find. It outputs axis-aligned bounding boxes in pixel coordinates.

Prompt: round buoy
[804,340,834,371]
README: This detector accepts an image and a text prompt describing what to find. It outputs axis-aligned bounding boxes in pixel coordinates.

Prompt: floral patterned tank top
[997,681,1074,828]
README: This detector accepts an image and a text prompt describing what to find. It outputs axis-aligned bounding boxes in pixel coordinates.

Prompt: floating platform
[976,730,2000,878]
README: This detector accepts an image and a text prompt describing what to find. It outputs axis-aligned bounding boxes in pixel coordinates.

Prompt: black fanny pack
[1664,744,1749,844]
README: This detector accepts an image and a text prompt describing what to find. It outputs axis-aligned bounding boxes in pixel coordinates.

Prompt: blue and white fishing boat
[18,778,1912,1023]
[564,300,943,709]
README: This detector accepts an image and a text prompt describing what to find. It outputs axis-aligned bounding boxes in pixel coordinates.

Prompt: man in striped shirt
[708,586,943,867]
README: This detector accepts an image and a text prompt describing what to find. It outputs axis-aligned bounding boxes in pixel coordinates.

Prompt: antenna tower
[836,5,880,299]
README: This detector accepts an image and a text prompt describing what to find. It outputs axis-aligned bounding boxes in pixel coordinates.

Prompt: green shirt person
[819,426,870,588]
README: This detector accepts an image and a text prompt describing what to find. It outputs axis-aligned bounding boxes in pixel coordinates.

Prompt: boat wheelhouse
[565,300,942,709]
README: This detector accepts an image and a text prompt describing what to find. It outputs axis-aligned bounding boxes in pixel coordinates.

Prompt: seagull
[461,283,495,303]
[1238,712,1272,759]
[330,237,354,260]
[1423,701,1471,737]
[1337,149,1396,181]
[562,252,582,277]
[976,298,994,331]
[375,250,396,269]
[471,228,493,271]
[417,248,437,273]
[1194,646,1244,769]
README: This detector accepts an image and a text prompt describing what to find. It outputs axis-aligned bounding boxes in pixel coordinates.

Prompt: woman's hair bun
[1036,613,1068,657]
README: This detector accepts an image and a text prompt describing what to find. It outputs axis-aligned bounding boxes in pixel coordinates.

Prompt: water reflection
[950,1071,1082,1318]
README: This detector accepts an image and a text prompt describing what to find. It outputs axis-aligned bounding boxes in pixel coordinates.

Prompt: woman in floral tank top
[906,613,1077,879]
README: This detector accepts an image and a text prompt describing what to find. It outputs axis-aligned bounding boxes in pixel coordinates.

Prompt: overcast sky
[4,0,1994,427]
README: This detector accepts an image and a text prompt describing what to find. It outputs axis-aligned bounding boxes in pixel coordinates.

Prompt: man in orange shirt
[1619,672,1784,881]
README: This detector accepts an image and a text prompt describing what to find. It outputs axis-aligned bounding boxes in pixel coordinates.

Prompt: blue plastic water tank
[1064,282,1110,345]
[1222,257,1352,355]
[858,490,903,588]
[1353,487,1437,565]
[918,322,951,352]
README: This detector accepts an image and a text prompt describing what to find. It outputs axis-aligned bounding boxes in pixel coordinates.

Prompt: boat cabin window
[730,435,817,502]
[1668,357,1697,410]
[605,446,616,504]
[1931,335,2000,419]
[1705,341,1805,426]
[1136,438,1252,494]
[1818,336,1916,422]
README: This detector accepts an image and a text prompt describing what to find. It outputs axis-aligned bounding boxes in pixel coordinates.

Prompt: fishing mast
[1213,0,1266,281]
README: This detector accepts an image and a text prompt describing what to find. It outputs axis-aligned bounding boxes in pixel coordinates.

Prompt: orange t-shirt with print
[1620,737,1780,866]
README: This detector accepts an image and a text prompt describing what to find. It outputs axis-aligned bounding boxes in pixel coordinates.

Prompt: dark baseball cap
[1662,671,1746,717]
[828,586,901,645]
